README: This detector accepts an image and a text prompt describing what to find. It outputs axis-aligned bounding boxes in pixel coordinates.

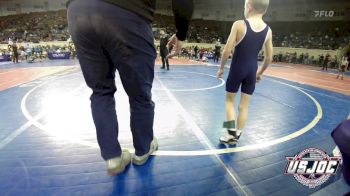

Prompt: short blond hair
[248,0,270,14]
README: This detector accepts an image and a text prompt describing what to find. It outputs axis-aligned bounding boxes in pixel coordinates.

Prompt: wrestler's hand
[166,34,183,59]
[256,73,263,82]
[217,68,224,79]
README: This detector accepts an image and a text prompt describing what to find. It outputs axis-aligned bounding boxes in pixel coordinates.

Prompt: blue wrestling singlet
[226,19,269,95]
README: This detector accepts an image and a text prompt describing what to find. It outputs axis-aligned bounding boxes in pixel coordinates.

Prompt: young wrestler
[217,0,273,144]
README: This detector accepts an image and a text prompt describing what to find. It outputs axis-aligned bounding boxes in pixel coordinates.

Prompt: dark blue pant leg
[68,0,156,159]
[104,10,157,157]
[67,0,121,160]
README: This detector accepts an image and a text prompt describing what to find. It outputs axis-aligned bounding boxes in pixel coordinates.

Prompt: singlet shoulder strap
[245,19,269,33]
[264,25,270,33]
[243,19,252,32]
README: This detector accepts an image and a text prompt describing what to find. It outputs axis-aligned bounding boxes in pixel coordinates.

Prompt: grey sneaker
[106,149,131,176]
[132,138,158,165]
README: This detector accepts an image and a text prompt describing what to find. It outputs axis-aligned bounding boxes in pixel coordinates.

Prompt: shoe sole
[107,154,131,176]
[219,139,238,145]
[132,145,158,166]
[107,165,125,176]
[107,160,132,176]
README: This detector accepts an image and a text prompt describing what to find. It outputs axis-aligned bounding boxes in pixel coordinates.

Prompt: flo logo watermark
[285,148,341,188]
[314,10,335,18]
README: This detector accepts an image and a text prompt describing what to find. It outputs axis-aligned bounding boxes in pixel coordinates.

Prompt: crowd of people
[0,10,349,69]
[179,43,221,62]
[273,52,340,68]
[153,15,350,50]
[178,45,348,72]
[279,21,350,50]
[1,10,349,50]
[153,15,226,44]
[1,41,76,63]
[0,10,69,44]
[272,51,349,75]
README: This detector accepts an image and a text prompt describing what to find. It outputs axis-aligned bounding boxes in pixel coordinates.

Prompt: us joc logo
[285,148,342,188]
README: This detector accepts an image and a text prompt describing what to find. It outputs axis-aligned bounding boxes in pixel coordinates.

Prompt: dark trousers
[160,46,169,69]
[12,53,18,63]
[68,0,156,160]
[213,53,220,63]
[332,120,350,186]
[322,62,328,70]
[161,55,169,69]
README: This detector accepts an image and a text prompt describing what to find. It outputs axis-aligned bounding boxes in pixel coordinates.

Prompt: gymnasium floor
[0,59,349,196]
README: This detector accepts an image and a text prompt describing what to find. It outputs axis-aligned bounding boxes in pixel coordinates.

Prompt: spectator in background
[189,47,194,59]
[69,45,76,59]
[318,54,324,67]
[194,45,199,60]
[199,49,204,60]
[278,52,283,62]
[12,41,19,63]
[322,53,330,71]
[298,53,304,64]
[304,53,309,64]
[292,52,297,64]
[336,55,348,80]
[34,45,42,60]
[331,55,338,68]
[20,49,26,61]
[213,39,221,63]
[159,30,170,70]
[25,43,33,61]
[8,38,13,48]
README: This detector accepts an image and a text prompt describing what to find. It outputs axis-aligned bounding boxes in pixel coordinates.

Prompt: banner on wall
[47,52,70,60]
[0,54,11,62]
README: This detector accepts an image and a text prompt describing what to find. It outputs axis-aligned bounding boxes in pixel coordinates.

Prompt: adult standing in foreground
[332,118,350,187]
[67,0,193,175]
